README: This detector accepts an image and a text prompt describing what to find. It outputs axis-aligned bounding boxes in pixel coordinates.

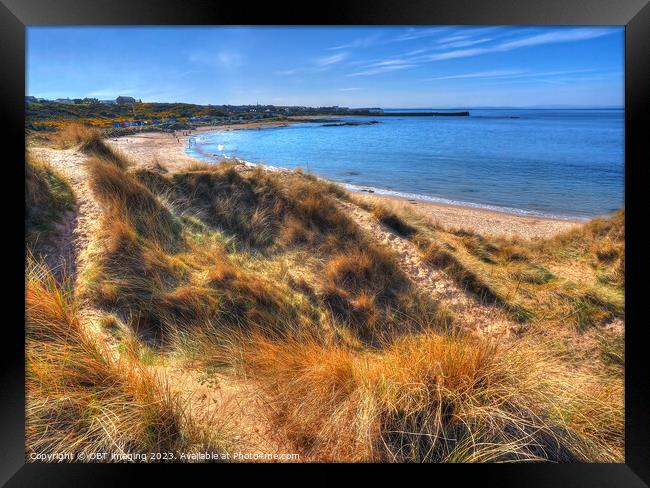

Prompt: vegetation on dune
[25,153,75,251]
[366,199,624,332]
[26,260,228,459]
[55,123,129,168]
[158,163,358,251]
[82,150,322,341]
[318,247,452,342]
[25,124,625,462]
[237,331,622,462]
[82,144,447,346]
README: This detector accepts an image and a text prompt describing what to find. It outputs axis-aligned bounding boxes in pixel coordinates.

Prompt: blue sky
[26,26,624,108]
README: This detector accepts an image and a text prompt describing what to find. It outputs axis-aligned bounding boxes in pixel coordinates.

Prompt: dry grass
[55,122,128,169]
[162,164,359,252]
[238,330,623,462]
[82,146,310,341]
[25,152,75,240]
[368,200,624,331]
[26,260,227,460]
[86,156,180,250]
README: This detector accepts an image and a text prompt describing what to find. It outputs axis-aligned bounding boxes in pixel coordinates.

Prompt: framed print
[2,0,649,484]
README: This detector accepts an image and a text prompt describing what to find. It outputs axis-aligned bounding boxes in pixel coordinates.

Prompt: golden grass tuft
[240,331,623,462]
[55,122,128,169]
[25,152,75,249]
[319,246,451,342]
[323,248,406,300]
[87,156,181,250]
[165,164,359,251]
[26,261,223,459]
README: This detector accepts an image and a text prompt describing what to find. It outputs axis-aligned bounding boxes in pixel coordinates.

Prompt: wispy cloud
[328,33,381,50]
[419,28,614,62]
[392,27,450,42]
[425,69,526,81]
[426,68,608,83]
[315,52,349,67]
[484,69,622,86]
[436,34,472,44]
[276,51,350,76]
[348,63,415,77]
[368,59,413,68]
[216,51,243,68]
[435,37,493,50]
[189,50,244,69]
[349,27,617,76]
[497,28,612,49]
[337,87,361,91]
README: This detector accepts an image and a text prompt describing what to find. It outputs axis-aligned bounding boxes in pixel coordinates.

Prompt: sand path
[30,147,102,281]
[340,200,517,337]
[161,366,290,458]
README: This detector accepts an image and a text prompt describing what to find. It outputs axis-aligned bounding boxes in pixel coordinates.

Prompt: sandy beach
[105,121,299,169]
[107,128,581,240]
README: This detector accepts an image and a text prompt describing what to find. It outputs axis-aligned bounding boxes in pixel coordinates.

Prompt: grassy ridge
[25,125,625,462]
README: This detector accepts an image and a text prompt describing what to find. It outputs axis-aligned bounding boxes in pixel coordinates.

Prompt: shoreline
[106,128,583,239]
[341,183,585,223]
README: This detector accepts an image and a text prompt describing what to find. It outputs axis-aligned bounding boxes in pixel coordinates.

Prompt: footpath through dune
[339,200,518,337]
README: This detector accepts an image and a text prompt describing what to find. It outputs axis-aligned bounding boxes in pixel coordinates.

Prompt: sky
[26,26,624,108]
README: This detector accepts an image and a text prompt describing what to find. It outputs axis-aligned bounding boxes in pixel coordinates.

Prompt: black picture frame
[2,0,648,484]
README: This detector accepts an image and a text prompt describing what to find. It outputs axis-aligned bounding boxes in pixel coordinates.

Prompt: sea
[186,108,624,220]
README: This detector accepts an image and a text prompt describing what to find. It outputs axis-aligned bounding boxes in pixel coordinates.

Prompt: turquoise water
[187,109,624,220]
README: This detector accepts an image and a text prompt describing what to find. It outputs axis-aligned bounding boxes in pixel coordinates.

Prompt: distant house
[55,98,75,105]
[25,96,37,103]
[116,96,136,105]
[100,99,117,105]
